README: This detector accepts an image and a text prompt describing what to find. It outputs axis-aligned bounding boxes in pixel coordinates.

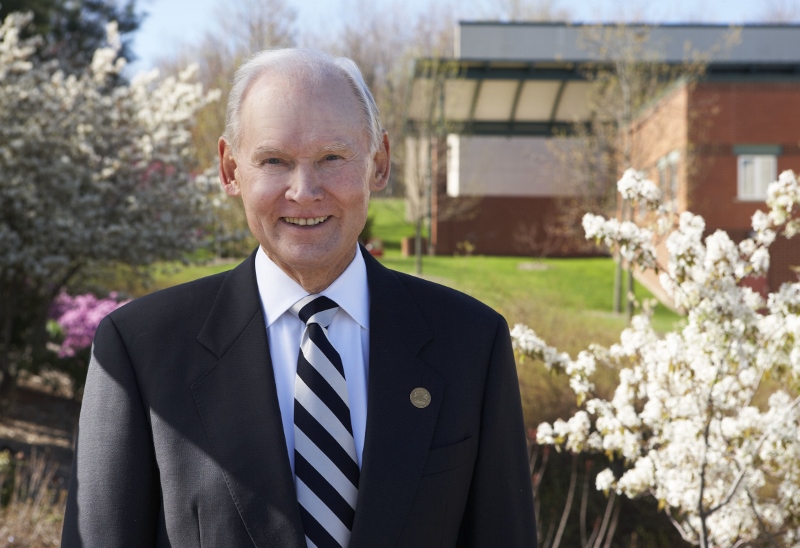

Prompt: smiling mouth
[283,216,329,226]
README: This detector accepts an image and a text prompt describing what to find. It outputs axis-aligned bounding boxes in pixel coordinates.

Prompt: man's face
[219,71,389,289]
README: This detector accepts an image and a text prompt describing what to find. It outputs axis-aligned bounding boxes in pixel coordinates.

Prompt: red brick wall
[433,194,605,257]
[629,84,689,207]
[627,85,691,298]
[771,237,800,288]
[623,80,800,296]
[429,136,603,257]
[688,82,800,230]
[688,82,800,290]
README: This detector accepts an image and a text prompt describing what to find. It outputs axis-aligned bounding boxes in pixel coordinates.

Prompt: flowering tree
[0,12,219,399]
[513,169,800,547]
[0,0,142,74]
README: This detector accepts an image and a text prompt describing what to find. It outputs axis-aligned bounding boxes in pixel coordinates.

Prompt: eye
[263,157,282,165]
[323,154,343,161]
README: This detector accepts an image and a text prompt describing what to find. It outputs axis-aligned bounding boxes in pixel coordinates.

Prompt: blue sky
[128,0,793,74]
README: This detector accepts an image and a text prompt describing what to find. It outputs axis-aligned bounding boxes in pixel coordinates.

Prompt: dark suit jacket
[62,247,536,547]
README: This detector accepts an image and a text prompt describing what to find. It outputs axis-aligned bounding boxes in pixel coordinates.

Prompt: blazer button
[410,387,431,408]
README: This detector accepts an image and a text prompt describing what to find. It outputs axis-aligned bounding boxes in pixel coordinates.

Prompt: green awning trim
[733,144,782,155]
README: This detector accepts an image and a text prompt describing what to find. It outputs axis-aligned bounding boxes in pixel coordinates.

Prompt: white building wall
[446,134,580,198]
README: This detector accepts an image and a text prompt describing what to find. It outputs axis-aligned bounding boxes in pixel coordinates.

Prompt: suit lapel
[192,252,305,548]
[189,248,443,547]
[350,249,445,548]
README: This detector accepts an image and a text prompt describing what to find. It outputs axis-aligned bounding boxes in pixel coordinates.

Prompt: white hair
[223,48,383,153]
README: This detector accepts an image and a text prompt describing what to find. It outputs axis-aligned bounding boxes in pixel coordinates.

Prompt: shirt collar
[255,245,369,330]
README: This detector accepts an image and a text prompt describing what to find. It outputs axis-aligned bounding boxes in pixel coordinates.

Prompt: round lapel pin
[410,387,431,409]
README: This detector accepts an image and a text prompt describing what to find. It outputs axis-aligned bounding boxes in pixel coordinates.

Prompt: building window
[737,155,776,201]
[734,145,781,202]
[657,150,680,210]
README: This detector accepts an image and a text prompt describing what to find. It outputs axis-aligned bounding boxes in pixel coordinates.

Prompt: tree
[157,0,296,257]
[514,168,800,547]
[324,0,421,198]
[405,56,474,271]
[479,0,571,22]
[159,0,295,169]
[317,0,460,273]
[0,12,218,402]
[0,0,141,71]
[549,24,719,318]
[759,0,800,23]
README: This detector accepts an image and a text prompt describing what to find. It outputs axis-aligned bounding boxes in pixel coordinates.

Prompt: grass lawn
[141,197,684,426]
[367,198,680,330]
[367,197,414,253]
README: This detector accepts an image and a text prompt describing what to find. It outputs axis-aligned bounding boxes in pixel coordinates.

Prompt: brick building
[630,79,800,296]
[407,22,800,289]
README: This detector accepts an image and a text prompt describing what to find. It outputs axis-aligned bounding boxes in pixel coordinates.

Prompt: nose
[285,163,323,204]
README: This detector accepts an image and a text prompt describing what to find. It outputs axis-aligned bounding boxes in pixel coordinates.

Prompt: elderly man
[62,49,536,547]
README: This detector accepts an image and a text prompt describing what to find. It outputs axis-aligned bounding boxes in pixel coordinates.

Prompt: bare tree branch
[552,453,578,548]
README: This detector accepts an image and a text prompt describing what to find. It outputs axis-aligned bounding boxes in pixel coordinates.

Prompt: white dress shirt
[254,246,369,474]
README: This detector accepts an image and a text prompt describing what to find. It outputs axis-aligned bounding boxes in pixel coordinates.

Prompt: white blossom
[617,168,661,205]
[616,455,655,497]
[596,468,616,492]
[0,12,219,289]
[513,168,800,547]
[0,11,223,393]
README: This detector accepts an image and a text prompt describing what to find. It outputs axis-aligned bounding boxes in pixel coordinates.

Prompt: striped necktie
[292,295,359,548]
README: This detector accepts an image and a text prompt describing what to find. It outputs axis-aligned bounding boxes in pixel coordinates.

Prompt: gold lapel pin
[410,387,431,409]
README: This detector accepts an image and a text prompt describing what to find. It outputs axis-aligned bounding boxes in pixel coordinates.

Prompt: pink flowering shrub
[49,292,129,358]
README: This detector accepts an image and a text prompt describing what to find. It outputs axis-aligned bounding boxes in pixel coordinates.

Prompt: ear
[369,130,390,193]
[218,137,241,197]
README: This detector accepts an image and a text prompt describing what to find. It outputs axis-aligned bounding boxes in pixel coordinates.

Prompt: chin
[281,246,347,269]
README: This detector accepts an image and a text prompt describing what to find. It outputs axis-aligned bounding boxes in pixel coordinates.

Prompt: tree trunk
[626,266,634,320]
[0,286,16,414]
[613,257,622,314]
[414,218,423,275]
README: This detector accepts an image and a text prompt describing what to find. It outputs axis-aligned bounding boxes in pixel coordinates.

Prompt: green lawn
[367,198,414,252]
[367,198,679,329]
[380,254,677,327]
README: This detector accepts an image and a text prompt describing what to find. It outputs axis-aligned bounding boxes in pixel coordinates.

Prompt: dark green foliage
[1,0,142,72]
[0,282,54,407]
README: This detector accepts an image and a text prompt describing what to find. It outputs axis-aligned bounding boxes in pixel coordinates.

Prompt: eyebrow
[319,142,353,153]
[251,141,354,158]
[251,145,289,158]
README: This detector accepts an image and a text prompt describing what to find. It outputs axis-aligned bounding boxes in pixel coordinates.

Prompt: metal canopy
[407,60,593,136]
[407,22,800,137]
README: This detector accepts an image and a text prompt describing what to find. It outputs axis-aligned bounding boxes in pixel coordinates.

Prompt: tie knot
[291,294,339,328]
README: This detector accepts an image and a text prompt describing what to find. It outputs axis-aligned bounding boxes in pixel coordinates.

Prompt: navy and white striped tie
[292,295,359,548]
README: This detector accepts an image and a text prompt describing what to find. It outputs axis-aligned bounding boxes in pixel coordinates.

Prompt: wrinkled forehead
[243,65,358,115]
[236,70,370,151]
[241,68,371,141]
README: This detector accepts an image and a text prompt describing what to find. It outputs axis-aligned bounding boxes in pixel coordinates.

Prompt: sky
[127,0,795,75]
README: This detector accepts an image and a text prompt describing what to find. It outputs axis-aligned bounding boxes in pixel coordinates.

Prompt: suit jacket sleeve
[457,316,537,547]
[62,315,160,547]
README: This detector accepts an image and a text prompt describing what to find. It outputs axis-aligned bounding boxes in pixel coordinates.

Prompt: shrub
[515,169,800,547]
